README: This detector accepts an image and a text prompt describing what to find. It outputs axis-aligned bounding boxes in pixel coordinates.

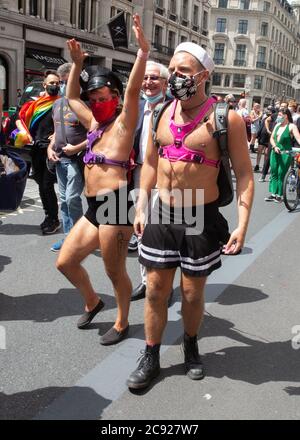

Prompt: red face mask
[90,97,119,124]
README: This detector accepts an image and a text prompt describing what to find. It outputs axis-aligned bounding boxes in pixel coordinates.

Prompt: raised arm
[118,14,150,131]
[66,39,94,130]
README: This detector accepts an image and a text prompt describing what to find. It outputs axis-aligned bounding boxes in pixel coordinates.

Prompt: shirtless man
[127,42,254,389]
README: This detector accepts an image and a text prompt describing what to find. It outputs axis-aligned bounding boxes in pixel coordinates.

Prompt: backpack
[152,100,234,207]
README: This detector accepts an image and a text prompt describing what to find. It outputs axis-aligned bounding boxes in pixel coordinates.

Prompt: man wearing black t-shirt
[30,71,60,234]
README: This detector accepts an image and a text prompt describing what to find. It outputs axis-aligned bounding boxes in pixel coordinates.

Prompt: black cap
[80,66,123,96]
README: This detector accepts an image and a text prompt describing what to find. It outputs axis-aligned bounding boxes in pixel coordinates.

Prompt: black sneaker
[183,333,205,380]
[127,345,160,390]
[40,216,50,230]
[254,165,259,172]
[42,219,60,235]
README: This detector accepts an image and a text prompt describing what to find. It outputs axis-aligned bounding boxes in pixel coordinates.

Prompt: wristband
[137,48,149,60]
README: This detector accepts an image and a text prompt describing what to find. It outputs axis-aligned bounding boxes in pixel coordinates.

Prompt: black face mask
[168,72,197,101]
[46,85,60,96]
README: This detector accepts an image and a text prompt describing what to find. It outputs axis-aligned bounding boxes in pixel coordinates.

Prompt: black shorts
[139,199,222,277]
[84,186,134,227]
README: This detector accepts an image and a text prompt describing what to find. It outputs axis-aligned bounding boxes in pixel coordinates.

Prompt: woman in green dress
[265,108,300,202]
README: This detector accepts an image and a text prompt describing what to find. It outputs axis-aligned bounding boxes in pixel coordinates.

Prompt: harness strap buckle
[193,154,204,164]
[213,129,227,139]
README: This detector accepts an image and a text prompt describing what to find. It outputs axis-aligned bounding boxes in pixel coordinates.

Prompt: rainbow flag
[12,95,59,148]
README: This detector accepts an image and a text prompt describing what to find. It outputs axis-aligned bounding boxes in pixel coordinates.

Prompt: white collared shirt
[136,101,152,165]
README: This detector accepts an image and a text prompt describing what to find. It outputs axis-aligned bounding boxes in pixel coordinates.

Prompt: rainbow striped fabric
[12,95,59,148]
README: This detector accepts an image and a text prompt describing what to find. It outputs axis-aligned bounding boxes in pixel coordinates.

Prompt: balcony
[213,58,225,65]
[155,5,165,16]
[234,59,246,67]
[268,64,293,79]
[168,11,177,21]
[152,42,174,56]
[181,17,189,27]
[213,32,229,41]
[256,61,267,69]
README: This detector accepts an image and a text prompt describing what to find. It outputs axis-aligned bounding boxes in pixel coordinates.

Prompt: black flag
[107,11,128,49]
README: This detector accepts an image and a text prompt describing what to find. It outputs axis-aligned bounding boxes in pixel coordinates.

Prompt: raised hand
[132,13,150,53]
[67,39,89,65]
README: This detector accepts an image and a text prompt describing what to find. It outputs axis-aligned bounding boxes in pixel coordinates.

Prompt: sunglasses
[143,75,162,81]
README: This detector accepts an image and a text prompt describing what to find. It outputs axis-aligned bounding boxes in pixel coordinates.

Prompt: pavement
[1,154,300,420]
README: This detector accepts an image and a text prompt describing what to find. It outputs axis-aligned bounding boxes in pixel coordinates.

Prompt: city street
[1,153,300,421]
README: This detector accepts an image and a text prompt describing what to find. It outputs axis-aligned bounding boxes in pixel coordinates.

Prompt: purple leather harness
[84,119,133,169]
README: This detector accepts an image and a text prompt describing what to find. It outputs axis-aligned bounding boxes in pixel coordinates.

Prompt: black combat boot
[183,333,205,380]
[127,344,160,390]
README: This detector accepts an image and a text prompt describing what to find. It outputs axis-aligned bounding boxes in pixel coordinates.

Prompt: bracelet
[137,48,149,60]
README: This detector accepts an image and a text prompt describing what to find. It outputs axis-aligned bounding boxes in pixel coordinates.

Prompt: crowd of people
[6,14,256,391]
[217,95,300,203]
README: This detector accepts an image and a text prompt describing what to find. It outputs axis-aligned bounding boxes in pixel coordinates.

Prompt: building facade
[210,0,300,107]
[151,0,211,64]
[0,0,214,108]
[0,0,154,108]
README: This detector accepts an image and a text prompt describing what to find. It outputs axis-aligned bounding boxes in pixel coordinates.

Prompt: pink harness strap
[158,96,220,168]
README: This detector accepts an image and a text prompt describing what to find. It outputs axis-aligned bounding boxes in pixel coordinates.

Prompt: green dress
[269,124,292,196]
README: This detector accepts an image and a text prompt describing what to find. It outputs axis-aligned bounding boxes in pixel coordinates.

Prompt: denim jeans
[56,159,84,234]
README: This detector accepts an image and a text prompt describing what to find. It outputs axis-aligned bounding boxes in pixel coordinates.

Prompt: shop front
[25,47,67,84]
[112,60,133,89]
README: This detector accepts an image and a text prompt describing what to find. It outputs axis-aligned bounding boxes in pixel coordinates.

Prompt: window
[29,0,38,16]
[254,76,263,89]
[168,31,176,51]
[79,0,86,30]
[203,10,208,30]
[216,18,226,33]
[240,0,250,10]
[233,74,245,88]
[224,74,231,87]
[263,2,270,12]
[181,35,187,43]
[266,78,273,92]
[257,46,266,68]
[70,0,76,25]
[271,26,274,40]
[170,0,176,14]
[235,44,246,65]
[238,20,248,34]
[45,0,50,21]
[90,0,97,32]
[193,5,199,26]
[261,22,268,37]
[154,25,163,47]
[182,0,188,20]
[214,43,225,64]
[258,46,266,62]
[212,73,222,86]
[218,0,228,7]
